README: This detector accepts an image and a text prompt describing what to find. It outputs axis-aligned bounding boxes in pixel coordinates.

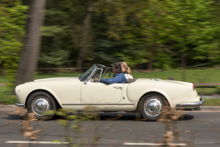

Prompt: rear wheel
[137,93,168,120]
[27,91,57,120]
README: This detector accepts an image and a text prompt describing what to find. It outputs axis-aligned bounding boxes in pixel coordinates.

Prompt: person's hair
[111,62,122,73]
[121,62,132,75]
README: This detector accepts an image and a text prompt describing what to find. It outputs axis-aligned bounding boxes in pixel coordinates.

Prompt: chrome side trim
[176,99,205,108]
[15,103,24,107]
[62,103,135,105]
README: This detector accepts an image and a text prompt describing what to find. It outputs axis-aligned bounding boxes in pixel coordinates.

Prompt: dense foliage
[1,0,220,83]
[39,0,220,70]
[0,0,27,84]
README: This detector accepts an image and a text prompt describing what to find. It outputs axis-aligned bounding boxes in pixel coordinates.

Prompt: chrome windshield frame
[79,64,106,82]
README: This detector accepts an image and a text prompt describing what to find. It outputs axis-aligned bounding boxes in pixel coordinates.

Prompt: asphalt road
[0,107,220,147]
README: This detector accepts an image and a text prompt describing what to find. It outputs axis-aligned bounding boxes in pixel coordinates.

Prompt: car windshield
[102,67,112,79]
[79,65,96,81]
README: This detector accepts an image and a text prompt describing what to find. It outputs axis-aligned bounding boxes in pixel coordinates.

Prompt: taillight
[193,83,195,90]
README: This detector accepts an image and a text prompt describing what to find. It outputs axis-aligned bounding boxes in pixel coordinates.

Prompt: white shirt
[124,74,133,79]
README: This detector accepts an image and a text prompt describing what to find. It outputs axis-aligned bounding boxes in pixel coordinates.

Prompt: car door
[81,82,124,104]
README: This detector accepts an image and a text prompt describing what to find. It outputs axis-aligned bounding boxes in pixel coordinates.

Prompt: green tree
[40,0,95,69]
[38,0,220,70]
[143,0,220,71]
[92,0,148,67]
[40,9,71,67]
[0,0,27,86]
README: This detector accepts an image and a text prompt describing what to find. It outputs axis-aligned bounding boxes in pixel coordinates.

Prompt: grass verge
[203,99,220,106]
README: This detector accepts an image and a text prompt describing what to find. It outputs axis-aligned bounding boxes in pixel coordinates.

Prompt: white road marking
[123,142,187,146]
[192,110,220,112]
[6,141,69,144]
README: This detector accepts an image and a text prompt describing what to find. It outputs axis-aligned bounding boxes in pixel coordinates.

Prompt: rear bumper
[15,103,24,108]
[176,99,205,110]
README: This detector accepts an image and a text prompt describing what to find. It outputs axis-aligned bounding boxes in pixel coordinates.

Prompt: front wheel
[27,91,57,120]
[137,93,168,120]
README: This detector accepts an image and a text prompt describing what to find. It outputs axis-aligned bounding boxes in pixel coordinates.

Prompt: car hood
[136,78,193,86]
[33,77,79,82]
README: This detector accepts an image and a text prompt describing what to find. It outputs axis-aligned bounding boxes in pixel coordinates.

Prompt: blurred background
[0,0,220,104]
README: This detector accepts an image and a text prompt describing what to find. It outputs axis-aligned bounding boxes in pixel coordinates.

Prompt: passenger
[94,62,127,84]
[121,62,133,79]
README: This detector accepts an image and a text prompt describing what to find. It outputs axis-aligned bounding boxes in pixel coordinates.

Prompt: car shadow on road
[1,114,25,120]
[181,114,194,121]
[2,112,194,121]
[97,113,194,121]
[51,112,194,122]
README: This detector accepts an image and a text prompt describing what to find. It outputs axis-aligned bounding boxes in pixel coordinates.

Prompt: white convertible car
[15,64,204,120]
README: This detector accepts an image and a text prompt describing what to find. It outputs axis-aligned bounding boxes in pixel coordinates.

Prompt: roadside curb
[0,105,17,111]
[201,106,220,110]
[1,105,220,111]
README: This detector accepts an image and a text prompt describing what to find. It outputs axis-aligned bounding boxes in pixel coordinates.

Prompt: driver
[94,62,127,84]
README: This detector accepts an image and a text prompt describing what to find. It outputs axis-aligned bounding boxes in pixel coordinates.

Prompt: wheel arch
[135,91,170,110]
[25,89,62,109]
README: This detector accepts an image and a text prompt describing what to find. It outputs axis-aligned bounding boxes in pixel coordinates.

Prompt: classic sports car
[15,64,204,120]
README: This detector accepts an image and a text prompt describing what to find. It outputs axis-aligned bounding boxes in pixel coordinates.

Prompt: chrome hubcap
[32,98,50,116]
[144,98,162,117]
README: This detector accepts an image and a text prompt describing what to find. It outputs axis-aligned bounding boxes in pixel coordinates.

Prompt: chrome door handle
[113,86,122,90]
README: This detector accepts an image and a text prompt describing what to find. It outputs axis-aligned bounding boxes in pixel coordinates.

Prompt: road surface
[0,107,220,147]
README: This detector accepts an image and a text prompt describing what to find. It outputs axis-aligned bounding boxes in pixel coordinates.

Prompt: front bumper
[176,99,205,110]
[15,103,24,108]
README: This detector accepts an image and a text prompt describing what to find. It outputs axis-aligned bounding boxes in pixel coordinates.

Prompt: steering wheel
[91,73,99,82]
[94,72,99,79]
